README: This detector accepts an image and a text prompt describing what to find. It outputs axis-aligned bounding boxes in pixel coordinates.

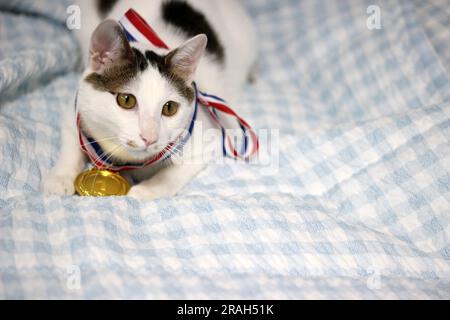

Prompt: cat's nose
[139,117,159,147]
[140,134,157,147]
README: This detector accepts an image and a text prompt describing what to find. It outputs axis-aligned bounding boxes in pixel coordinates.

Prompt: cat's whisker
[90,145,124,191]
[89,145,116,167]
[87,142,124,173]
[163,145,184,162]
[81,137,118,147]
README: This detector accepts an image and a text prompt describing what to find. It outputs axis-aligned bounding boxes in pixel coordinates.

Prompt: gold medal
[75,169,130,197]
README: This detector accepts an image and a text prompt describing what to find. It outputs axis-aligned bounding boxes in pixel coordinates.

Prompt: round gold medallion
[75,169,130,197]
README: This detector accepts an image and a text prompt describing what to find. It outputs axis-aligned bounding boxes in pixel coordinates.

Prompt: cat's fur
[42,0,257,199]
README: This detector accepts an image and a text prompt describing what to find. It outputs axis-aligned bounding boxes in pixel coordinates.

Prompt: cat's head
[77,20,207,163]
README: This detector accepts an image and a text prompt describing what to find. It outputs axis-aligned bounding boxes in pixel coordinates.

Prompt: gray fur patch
[85,48,195,103]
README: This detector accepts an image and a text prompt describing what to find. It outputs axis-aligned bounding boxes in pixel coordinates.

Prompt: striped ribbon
[77,8,259,172]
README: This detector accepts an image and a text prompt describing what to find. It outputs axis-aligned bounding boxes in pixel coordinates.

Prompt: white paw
[41,174,76,196]
[128,185,174,201]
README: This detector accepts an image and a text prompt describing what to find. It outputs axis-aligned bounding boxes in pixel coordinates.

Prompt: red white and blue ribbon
[77,9,259,172]
[196,92,258,160]
[119,9,169,49]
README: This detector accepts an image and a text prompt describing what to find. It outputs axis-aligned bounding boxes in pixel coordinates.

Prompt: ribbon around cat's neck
[77,8,259,172]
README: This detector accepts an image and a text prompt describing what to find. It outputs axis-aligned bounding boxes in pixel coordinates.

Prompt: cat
[42,0,257,200]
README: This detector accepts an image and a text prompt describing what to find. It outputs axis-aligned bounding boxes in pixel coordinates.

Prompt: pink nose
[140,134,157,147]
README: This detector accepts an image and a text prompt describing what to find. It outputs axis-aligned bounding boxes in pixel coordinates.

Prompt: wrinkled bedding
[0,0,449,299]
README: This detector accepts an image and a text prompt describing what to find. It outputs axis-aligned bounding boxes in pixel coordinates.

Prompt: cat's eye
[116,93,137,110]
[162,101,179,117]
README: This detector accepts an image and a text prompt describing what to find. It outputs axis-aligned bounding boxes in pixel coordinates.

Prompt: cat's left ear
[89,20,133,73]
[166,34,208,84]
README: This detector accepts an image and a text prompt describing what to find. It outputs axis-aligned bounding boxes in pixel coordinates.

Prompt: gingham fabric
[1,0,450,299]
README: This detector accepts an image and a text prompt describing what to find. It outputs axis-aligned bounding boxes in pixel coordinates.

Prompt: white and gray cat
[42,0,257,200]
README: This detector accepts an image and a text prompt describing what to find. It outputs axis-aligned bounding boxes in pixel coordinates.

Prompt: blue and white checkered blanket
[1,0,450,299]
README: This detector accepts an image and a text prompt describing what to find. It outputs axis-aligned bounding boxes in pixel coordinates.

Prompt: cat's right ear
[89,20,133,73]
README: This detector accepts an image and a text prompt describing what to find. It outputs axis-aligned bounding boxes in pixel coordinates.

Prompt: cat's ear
[89,20,133,73]
[166,34,208,84]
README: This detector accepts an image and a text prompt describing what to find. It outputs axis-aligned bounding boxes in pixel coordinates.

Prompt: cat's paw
[127,186,156,200]
[128,185,172,201]
[41,174,76,196]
